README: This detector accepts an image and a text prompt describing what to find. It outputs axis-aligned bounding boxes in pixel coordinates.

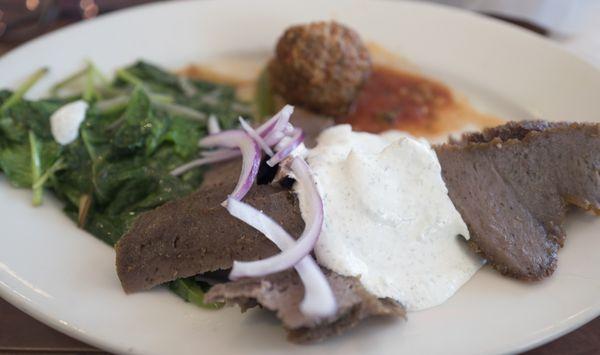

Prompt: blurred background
[0,0,599,66]
[0,0,161,47]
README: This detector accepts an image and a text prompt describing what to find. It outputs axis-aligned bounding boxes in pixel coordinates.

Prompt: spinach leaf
[118,61,248,130]
[0,144,31,188]
[52,140,95,206]
[169,278,224,310]
[0,61,252,308]
[0,131,60,190]
[0,97,67,142]
[84,210,135,245]
[164,117,202,158]
[123,61,182,94]
[112,88,154,153]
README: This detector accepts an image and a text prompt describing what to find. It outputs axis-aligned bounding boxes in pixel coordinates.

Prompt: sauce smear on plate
[339,65,452,133]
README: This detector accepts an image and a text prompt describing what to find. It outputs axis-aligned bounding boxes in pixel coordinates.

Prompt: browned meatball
[269,21,371,117]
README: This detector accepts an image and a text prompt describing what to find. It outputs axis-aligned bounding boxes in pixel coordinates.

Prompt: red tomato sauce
[337,66,452,133]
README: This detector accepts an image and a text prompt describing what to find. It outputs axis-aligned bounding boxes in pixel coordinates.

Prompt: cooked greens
[0,60,250,308]
[169,278,224,310]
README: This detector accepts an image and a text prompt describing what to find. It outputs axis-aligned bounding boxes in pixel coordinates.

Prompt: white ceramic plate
[1,1,599,354]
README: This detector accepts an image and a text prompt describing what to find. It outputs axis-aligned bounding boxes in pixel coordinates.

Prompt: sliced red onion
[266,128,305,167]
[199,130,261,202]
[263,105,293,141]
[264,130,286,147]
[197,105,294,156]
[226,197,336,317]
[259,105,295,147]
[179,107,301,201]
[170,149,240,176]
[207,114,221,135]
[199,130,238,148]
[239,117,274,156]
[201,148,237,158]
[229,157,323,279]
[283,122,295,135]
[256,104,294,137]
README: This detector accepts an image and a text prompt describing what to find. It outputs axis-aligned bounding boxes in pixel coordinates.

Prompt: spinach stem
[1,67,49,114]
[32,157,65,190]
[96,95,130,115]
[149,93,174,104]
[178,76,197,97]
[28,131,43,206]
[78,193,92,228]
[81,129,98,162]
[85,59,110,85]
[81,129,102,200]
[116,69,144,87]
[49,67,86,96]
[51,61,112,99]
[83,63,97,102]
[105,114,126,131]
[153,101,207,122]
[169,278,224,310]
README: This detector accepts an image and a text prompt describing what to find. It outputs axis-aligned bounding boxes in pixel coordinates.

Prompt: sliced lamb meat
[435,121,600,280]
[198,159,242,190]
[116,154,404,341]
[451,120,565,144]
[116,109,334,291]
[115,160,305,293]
[205,269,404,343]
[116,160,404,341]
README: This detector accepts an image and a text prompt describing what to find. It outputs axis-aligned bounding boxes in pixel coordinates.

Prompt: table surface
[0,12,599,355]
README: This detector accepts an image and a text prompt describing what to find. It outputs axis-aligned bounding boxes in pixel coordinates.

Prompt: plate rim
[0,0,599,354]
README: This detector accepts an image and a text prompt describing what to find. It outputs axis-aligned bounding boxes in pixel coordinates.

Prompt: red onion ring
[194,106,295,160]
[199,130,261,202]
[239,117,274,156]
[226,197,336,317]
[200,130,243,149]
[174,106,301,201]
[229,157,323,279]
[170,149,240,176]
[200,148,237,158]
[266,128,305,167]
[265,105,293,140]
[256,104,294,138]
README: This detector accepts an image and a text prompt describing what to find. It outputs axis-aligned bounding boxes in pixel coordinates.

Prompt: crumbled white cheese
[50,100,88,145]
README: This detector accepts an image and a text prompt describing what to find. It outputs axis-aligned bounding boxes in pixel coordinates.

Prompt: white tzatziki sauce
[295,125,483,311]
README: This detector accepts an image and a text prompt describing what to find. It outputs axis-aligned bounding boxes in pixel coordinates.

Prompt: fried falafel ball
[269,21,371,117]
